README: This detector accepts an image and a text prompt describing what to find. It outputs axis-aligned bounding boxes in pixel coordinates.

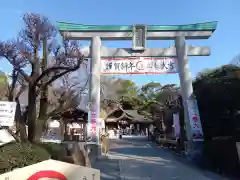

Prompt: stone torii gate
[57,21,217,158]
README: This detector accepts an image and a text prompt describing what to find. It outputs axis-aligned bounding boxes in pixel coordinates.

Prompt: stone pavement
[91,154,121,180]
[107,136,231,180]
[90,136,233,180]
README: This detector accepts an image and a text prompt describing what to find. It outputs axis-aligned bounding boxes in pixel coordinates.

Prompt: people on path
[119,128,123,139]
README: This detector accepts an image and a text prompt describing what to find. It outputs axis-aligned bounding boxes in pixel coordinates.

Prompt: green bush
[0,142,61,174]
[37,142,62,159]
[203,137,239,176]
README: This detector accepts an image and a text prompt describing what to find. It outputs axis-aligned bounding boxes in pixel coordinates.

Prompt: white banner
[187,99,204,141]
[0,101,16,126]
[101,57,178,74]
[173,113,180,138]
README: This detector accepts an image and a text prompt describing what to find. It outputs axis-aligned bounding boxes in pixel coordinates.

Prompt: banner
[187,99,204,141]
[173,113,180,138]
[87,104,100,142]
[101,57,178,74]
[86,57,101,142]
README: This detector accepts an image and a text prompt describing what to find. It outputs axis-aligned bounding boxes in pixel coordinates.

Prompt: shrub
[0,142,61,174]
[37,142,62,159]
[203,137,239,176]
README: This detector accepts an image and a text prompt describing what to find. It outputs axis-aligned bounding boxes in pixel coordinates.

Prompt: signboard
[0,159,100,180]
[132,24,147,50]
[101,57,178,74]
[187,99,204,141]
[0,101,17,126]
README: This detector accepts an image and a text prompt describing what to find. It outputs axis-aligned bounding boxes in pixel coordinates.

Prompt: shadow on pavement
[111,144,171,159]
[91,156,120,180]
[150,143,238,180]
[110,141,233,180]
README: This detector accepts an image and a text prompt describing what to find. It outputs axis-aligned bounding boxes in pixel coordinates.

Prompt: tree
[137,82,180,115]
[155,84,180,106]
[0,58,27,141]
[193,64,240,140]
[99,77,139,121]
[0,13,84,142]
[138,82,161,107]
[101,77,138,103]
[0,71,8,100]
[42,75,83,135]
[193,65,240,174]
[139,82,162,99]
[49,72,88,117]
[100,77,124,116]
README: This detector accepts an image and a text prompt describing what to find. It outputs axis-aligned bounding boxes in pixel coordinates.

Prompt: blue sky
[0,0,238,86]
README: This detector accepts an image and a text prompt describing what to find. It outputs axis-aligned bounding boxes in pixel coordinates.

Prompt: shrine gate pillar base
[175,36,204,164]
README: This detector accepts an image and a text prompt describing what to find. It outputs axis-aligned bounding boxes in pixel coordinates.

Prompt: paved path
[91,155,121,180]
[108,136,230,180]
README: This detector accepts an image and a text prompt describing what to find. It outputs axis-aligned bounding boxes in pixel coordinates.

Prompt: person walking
[119,128,123,139]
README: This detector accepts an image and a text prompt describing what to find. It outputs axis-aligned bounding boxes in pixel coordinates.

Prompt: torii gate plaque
[57,21,217,159]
